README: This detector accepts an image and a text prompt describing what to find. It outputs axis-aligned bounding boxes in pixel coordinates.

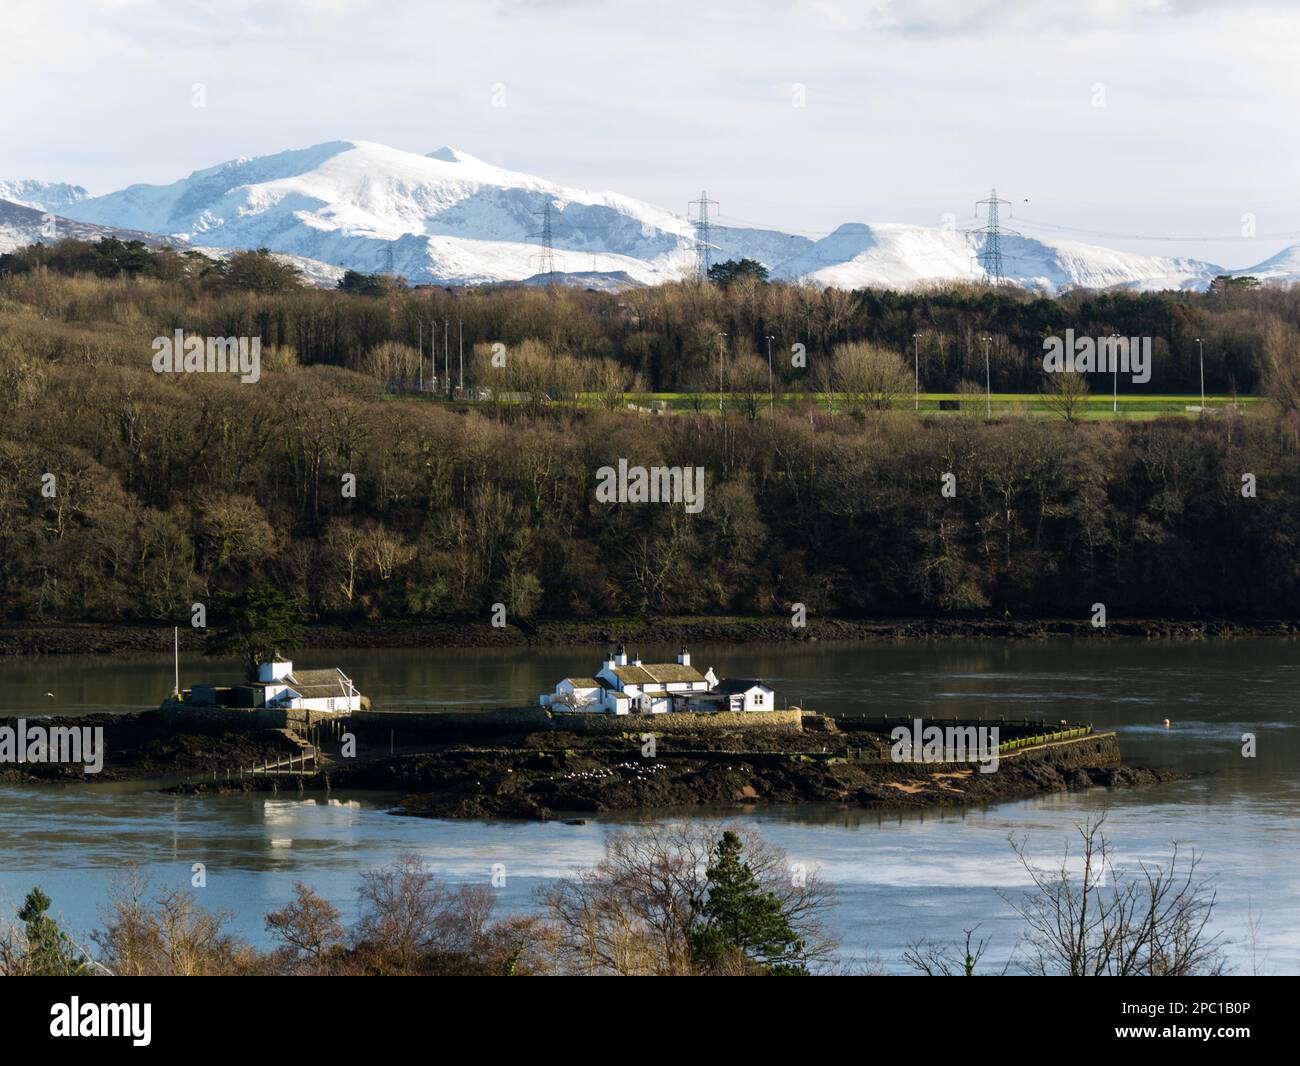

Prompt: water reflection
[0,638,1296,973]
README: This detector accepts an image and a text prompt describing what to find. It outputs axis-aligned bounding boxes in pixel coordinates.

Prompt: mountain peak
[51,141,1295,292]
[0,179,91,212]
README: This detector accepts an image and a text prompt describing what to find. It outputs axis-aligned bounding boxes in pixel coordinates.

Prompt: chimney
[633,654,642,667]
[603,648,616,670]
[616,643,628,666]
[677,645,690,666]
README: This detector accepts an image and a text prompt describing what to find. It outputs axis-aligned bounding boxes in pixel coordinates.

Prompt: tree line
[3,239,1300,396]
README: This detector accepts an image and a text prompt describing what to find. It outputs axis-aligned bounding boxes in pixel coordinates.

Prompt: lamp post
[1195,337,1205,412]
[765,334,775,414]
[912,332,920,412]
[1112,332,1119,415]
[982,335,992,419]
[718,332,727,414]
[434,321,444,395]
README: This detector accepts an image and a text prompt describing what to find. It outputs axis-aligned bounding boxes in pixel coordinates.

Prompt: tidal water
[1,638,1296,973]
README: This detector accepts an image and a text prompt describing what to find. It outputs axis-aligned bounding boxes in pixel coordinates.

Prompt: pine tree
[206,584,309,680]
[690,831,806,975]
[17,887,90,976]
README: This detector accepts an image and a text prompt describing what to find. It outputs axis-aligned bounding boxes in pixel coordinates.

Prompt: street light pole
[1196,337,1205,412]
[1112,332,1118,415]
[982,335,992,419]
[765,335,775,414]
[912,332,920,412]
[718,332,727,414]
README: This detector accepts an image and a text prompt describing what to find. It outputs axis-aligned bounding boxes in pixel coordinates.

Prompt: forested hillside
[2,247,1299,625]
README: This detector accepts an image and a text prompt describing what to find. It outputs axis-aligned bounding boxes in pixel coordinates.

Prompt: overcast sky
[4,0,1298,267]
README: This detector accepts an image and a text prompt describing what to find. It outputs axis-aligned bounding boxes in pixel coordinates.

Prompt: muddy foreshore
[158,717,1181,821]
[0,710,1181,817]
[0,710,301,783]
[2,616,1298,657]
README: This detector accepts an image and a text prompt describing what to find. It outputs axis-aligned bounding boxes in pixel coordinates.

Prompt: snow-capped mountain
[0,198,169,254]
[62,140,698,286]
[1228,244,1300,285]
[784,223,1222,293]
[27,139,1300,291]
[0,199,346,288]
[0,179,91,212]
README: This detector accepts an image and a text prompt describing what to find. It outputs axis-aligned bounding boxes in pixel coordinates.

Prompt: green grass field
[603,392,1262,420]
[414,390,1263,420]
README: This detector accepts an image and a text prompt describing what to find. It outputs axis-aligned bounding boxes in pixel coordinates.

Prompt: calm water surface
[1,639,1296,973]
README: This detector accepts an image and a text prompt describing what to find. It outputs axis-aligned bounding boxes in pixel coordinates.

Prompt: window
[754,692,765,706]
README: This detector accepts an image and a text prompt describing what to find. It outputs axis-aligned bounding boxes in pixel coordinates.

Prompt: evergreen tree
[17,887,89,976]
[337,269,401,296]
[206,583,309,679]
[707,258,770,287]
[690,831,806,974]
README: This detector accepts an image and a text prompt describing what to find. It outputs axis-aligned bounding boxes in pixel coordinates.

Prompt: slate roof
[564,677,601,688]
[609,663,705,685]
[288,668,351,688]
[711,678,771,694]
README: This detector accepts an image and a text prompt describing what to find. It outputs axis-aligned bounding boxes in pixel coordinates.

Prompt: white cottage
[704,678,775,712]
[540,645,774,716]
[542,645,716,715]
[256,658,363,714]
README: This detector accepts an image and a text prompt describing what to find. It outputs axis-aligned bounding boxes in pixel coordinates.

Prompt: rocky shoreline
[158,717,1182,821]
[2,615,1298,657]
[0,709,1183,818]
[0,710,301,783]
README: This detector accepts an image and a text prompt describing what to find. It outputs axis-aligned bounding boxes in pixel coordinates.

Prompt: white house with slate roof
[255,658,363,714]
[540,645,773,715]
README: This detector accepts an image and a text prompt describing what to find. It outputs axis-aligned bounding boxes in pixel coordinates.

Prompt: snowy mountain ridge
[4,140,1296,292]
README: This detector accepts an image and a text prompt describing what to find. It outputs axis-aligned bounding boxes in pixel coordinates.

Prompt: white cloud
[1,0,1296,264]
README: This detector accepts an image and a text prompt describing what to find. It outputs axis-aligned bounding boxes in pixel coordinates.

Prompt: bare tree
[265,881,345,971]
[539,822,836,975]
[93,871,249,976]
[828,341,912,413]
[1040,370,1090,424]
[903,926,1001,976]
[1261,318,1300,414]
[1003,815,1225,976]
[353,853,448,972]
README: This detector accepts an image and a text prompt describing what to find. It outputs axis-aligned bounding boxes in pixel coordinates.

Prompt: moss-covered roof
[609,663,705,684]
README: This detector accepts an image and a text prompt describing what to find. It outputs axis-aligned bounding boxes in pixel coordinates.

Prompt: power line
[969,188,1020,284]
[688,190,719,281]
[528,201,562,285]
[1013,216,1300,243]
